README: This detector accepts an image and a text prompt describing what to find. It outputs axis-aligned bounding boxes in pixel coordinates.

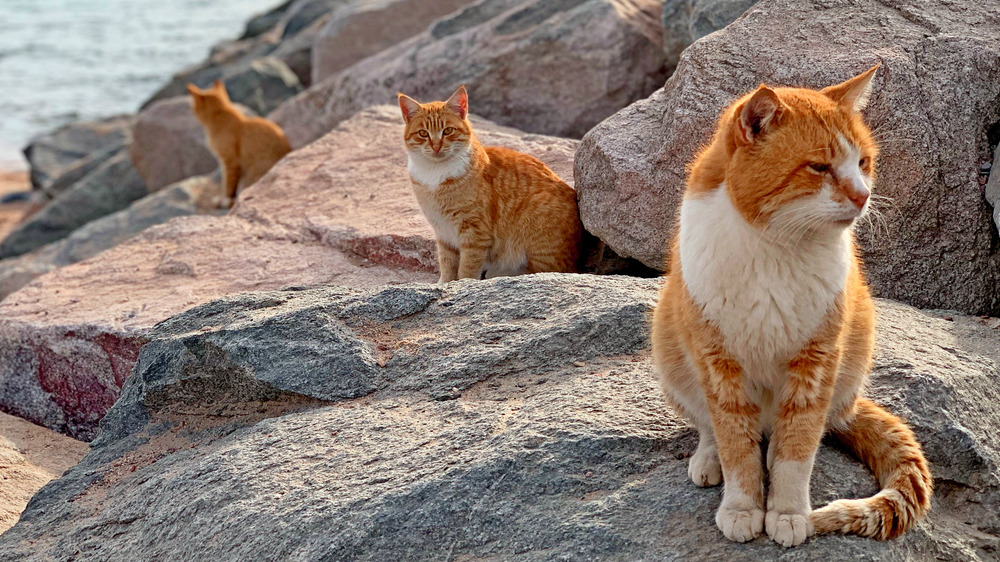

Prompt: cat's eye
[417,130,429,138]
[442,127,454,135]
[859,157,870,169]
[808,162,831,173]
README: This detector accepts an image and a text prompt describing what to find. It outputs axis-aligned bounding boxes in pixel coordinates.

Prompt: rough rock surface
[311,0,473,84]
[1,275,998,559]
[21,115,134,192]
[576,0,1000,315]
[0,152,147,259]
[661,0,758,71]
[42,142,127,200]
[986,144,1000,238]
[0,175,221,300]
[130,98,226,192]
[272,0,668,147]
[221,57,303,116]
[143,55,303,118]
[0,412,87,534]
[241,0,294,39]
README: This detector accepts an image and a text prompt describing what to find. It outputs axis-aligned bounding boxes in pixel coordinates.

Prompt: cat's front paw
[765,511,813,547]
[716,506,764,542]
[688,446,722,487]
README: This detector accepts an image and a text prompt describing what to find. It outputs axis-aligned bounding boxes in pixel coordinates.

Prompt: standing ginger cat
[651,65,931,547]
[398,86,582,281]
[187,80,291,208]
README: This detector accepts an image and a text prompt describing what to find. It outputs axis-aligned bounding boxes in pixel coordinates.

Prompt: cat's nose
[847,186,870,209]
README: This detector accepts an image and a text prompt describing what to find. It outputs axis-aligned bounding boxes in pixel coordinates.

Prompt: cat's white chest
[407,151,470,189]
[678,186,850,374]
[416,197,461,249]
[407,153,468,249]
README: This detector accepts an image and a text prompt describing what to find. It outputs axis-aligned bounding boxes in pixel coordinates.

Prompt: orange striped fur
[651,65,931,547]
[398,86,582,282]
[188,80,291,208]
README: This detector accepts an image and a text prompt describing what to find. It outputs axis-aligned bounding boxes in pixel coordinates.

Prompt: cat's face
[398,86,472,161]
[187,81,229,121]
[723,66,879,237]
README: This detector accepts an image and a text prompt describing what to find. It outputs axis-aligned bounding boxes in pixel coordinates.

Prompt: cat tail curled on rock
[811,398,933,539]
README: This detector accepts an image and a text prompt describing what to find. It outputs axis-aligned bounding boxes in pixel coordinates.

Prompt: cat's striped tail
[811,398,933,540]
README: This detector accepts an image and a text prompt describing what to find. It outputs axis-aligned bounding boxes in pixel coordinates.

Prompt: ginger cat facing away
[398,86,582,282]
[651,65,932,547]
[187,80,291,208]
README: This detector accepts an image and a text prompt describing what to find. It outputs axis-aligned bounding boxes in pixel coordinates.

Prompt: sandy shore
[0,170,31,242]
[0,412,88,534]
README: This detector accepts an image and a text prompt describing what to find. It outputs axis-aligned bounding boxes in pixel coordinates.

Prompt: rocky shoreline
[0,0,998,558]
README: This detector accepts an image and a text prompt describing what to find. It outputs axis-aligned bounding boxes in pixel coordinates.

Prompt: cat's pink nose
[848,186,870,209]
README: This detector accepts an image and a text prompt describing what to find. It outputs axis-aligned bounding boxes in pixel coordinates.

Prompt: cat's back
[482,146,571,194]
[242,116,292,158]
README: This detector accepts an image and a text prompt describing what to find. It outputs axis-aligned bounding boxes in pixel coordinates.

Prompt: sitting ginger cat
[187,80,291,208]
[398,86,583,282]
[651,65,931,547]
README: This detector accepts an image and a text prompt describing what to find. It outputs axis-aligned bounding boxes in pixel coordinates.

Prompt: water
[0,0,281,169]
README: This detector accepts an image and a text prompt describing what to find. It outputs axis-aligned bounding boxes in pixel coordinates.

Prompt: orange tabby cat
[651,65,931,547]
[187,80,291,207]
[398,86,582,281]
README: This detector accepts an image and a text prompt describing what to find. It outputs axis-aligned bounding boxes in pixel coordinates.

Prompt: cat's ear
[186,83,204,97]
[398,94,421,123]
[735,86,784,145]
[212,80,230,99]
[822,64,879,112]
[446,86,468,119]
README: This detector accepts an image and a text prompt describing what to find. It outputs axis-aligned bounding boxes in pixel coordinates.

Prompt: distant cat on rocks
[398,86,583,282]
[187,81,291,208]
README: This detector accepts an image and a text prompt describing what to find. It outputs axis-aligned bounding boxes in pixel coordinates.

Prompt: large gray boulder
[273,0,668,147]
[22,115,134,192]
[661,0,759,71]
[130,98,221,192]
[0,175,220,300]
[576,0,1000,316]
[0,276,998,559]
[0,152,147,259]
[311,0,473,84]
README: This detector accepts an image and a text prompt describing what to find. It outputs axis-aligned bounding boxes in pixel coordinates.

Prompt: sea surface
[0,0,280,169]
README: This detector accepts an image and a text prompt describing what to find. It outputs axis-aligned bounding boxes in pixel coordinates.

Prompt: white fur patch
[768,457,814,514]
[419,200,461,249]
[407,147,471,189]
[836,134,871,211]
[678,185,851,376]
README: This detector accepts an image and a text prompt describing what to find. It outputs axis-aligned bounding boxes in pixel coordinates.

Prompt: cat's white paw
[220,196,234,209]
[716,506,764,542]
[765,511,813,547]
[688,445,722,487]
